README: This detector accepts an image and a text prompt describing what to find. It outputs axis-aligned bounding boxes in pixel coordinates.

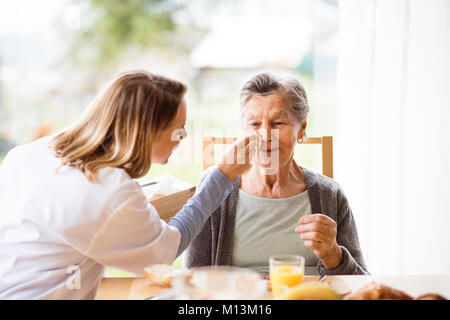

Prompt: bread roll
[415,293,447,300]
[344,281,413,300]
[144,264,191,287]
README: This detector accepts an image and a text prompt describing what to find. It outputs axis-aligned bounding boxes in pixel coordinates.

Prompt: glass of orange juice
[269,255,305,298]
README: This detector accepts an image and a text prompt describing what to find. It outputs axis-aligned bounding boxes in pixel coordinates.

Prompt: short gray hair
[239,72,310,125]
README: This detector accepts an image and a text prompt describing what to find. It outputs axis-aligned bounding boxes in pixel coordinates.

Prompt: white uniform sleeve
[83,180,181,276]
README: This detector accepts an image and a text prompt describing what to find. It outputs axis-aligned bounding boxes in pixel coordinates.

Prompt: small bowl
[170,266,267,300]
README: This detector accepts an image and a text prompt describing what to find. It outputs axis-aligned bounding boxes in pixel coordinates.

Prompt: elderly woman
[184,72,368,275]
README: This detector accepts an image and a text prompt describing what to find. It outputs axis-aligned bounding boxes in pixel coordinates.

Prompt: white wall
[336,0,450,275]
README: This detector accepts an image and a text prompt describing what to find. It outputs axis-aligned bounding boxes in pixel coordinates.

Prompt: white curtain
[336,0,450,275]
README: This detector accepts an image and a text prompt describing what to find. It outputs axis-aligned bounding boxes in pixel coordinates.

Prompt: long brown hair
[49,70,187,182]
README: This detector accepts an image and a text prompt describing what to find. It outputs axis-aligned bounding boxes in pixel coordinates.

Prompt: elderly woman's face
[242,93,303,170]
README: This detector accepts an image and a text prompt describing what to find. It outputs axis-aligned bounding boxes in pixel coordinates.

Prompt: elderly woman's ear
[297,120,307,143]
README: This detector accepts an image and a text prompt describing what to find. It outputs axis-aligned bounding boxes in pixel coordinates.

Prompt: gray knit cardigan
[184,167,369,275]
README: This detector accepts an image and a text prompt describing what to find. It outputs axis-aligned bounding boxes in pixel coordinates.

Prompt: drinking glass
[269,255,305,298]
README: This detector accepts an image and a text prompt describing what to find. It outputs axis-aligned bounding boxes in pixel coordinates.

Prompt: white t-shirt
[232,188,318,275]
[0,136,180,299]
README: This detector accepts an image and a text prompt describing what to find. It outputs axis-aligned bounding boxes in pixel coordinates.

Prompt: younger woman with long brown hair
[0,70,257,299]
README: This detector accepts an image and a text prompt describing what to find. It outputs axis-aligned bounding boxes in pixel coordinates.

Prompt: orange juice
[270,266,304,297]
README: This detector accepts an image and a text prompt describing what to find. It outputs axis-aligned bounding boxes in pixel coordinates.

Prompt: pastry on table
[415,293,447,300]
[344,281,413,300]
[344,281,447,300]
[144,264,191,287]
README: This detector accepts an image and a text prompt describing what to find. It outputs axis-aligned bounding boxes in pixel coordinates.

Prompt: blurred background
[1,0,449,277]
[0,0,337,173]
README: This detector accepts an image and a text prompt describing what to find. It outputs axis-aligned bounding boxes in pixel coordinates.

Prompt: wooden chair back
[202,136,333,178]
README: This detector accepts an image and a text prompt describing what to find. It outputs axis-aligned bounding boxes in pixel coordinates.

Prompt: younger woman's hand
[217,134,260,181]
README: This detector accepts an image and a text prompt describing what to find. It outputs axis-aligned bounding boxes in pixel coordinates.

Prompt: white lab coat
[0,136,180,299]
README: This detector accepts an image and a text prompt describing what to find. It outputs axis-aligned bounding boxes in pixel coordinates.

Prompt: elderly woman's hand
[294,214,343,270]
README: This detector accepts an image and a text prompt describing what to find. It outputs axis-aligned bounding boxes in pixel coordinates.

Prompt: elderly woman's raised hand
[216,134,260,182]
[295,214,343,270]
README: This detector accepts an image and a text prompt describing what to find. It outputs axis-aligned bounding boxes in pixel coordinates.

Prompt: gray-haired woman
[184,72,369,276]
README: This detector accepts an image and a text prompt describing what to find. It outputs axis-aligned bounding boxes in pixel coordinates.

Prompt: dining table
[95,274,450,300]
